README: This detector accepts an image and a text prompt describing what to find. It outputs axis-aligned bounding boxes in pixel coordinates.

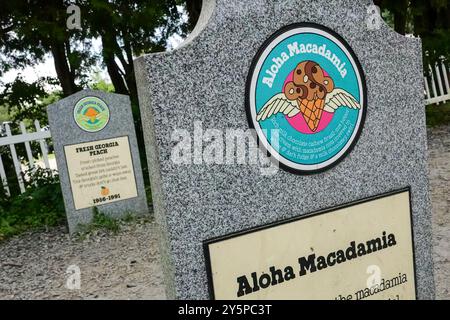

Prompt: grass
[0,171,152,242]
[73,208,151,240]
[75,207,120,238]
[426,101,450,127]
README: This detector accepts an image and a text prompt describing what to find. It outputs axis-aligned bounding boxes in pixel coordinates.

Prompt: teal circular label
[74,96,110,132]
[246,23,366,174]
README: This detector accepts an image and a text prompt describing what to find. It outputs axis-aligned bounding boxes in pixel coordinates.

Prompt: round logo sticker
[246,23,367,174]
[74,96,110,132]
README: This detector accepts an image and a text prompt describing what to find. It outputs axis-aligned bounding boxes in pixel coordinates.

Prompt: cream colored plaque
[205,190,416,300]
[64,136,138,210]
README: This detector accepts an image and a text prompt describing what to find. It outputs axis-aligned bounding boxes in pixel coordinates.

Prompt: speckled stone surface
[47,90,148,234]
[134,0,434,299]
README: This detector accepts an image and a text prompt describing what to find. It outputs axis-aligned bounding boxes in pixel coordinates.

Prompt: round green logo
[74,96,110,132]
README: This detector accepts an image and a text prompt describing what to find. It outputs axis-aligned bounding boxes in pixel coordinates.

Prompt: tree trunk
[101,34,129,95]
[393,0,408,35]
[186,0,202,31]
[412,0,436,37]
[394,12,407,35]
[50,41,77,96]
[373,0,383,8]
[125,70,138,105]
[104,54,129,95]
[122,37,138,104]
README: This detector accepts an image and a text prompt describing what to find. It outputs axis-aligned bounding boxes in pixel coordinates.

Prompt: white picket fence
[0,120,52,196]
[424,61,450,105]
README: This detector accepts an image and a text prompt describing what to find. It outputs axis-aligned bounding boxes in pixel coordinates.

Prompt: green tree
[0,77,61,124]
[376,0,450,64]
[185,0,202,32]
[374,0,410,35]
[79,0,186,104]
[1,0,201,116]
[0,0,202,198]
[1,0,201,106]
[0,0,95,96]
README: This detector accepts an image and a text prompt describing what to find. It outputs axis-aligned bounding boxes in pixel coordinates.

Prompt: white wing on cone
[256,93,300,122]
[323,89,361,113]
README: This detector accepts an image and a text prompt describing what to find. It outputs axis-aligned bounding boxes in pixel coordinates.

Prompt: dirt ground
[0,125,449,300]
[0,220,166,299]
[428,125,450,299]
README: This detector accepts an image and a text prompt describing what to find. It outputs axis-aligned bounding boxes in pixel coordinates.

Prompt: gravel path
[0,219,165,299]
[0,125,449,300]
[428,125,450,300]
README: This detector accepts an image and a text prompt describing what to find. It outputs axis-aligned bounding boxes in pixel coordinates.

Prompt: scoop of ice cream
[284,81,306,100]
[286,60,334,100]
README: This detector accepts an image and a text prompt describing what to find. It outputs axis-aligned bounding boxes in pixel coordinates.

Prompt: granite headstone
[48,90,148,234]
[134,0,434,299]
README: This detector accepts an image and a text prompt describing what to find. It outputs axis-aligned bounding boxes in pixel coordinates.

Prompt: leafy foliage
[0,168,65,240]
[89,207,120,234]
[426,101,450,127]
[0,105,9,123]
[0,0,191,102]
[89,74,115,92]
[0,0,96,95]
[376,0,450,66]
[0,1,201,192]
[0,77,62,124]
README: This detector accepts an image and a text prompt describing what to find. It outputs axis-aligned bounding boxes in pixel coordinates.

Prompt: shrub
[426,102,450,127]
[0,167,65,240]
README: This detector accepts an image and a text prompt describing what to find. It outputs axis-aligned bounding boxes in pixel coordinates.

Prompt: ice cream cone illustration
[287,61,334,132]
[298,97,326,132]
[256,60,361,132]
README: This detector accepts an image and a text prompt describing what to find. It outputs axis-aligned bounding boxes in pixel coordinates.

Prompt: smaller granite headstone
[47,90,148,234]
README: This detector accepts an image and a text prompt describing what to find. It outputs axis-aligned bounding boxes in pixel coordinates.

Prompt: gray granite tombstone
[134,0,434,299]
[47,90,148,234]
